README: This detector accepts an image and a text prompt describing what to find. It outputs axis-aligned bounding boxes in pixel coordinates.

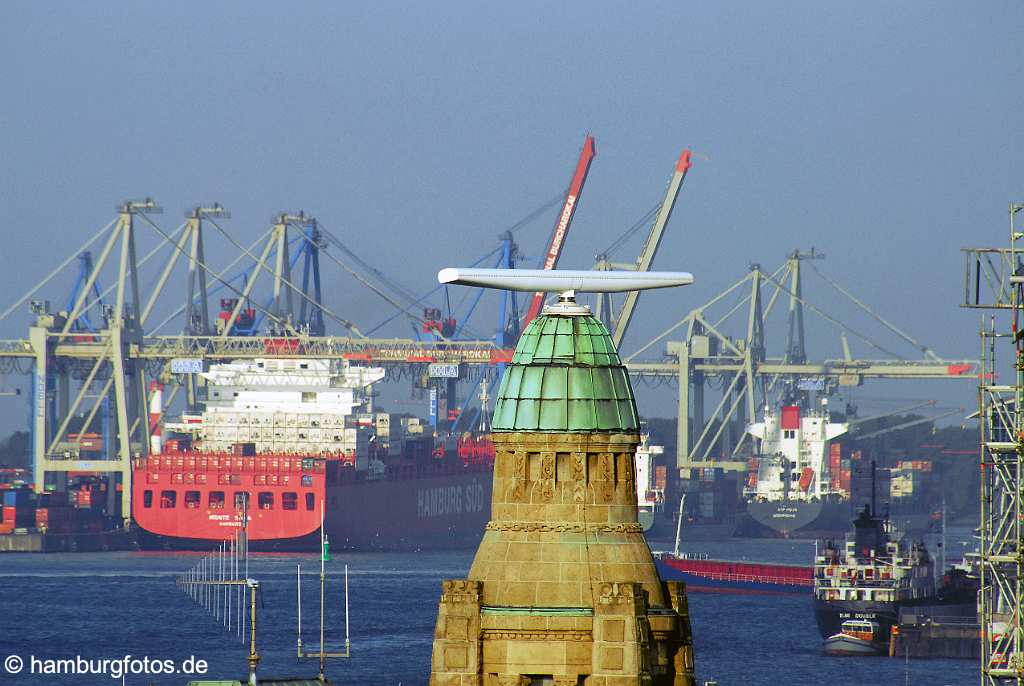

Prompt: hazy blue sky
[1,2,1021,432]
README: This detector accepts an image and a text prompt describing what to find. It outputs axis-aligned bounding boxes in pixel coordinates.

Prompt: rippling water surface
[0,535,975,685]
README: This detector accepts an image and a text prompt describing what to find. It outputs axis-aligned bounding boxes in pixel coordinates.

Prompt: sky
[0,1,1022,435]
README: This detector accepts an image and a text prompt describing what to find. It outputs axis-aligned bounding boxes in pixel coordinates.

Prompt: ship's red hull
[655,554,813,595]
[132,454,326,548]
[132,452,494,551]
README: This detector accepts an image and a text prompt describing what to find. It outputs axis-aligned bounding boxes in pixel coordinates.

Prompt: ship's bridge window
[209,491,225,509]
[258,492,274,510]
[160,490,176,509]
[305,493,315,511]
[791,473,799,481]
[143,490,153,508]
[784,430,795,439]
[282,492,298,511]
[234,492,250,510]
[184,491,201,509]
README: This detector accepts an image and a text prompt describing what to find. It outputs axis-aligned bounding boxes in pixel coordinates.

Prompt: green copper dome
[491,313,639,432]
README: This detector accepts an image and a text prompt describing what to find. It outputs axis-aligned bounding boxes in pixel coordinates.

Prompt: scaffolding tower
[965,202,1024,683]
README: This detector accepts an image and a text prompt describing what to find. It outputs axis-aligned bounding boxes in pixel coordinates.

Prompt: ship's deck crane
[520,134,596,332]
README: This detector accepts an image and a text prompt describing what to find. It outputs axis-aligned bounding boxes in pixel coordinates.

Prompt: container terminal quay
[0,138,973,554]
[0,137,991,683]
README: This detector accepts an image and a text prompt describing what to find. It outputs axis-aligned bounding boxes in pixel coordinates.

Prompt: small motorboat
[823,619,882,656]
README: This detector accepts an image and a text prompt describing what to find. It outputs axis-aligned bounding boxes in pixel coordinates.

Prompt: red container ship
[133,357,494,551]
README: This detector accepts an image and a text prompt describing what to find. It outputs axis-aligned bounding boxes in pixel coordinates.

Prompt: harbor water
[0,539,974,685]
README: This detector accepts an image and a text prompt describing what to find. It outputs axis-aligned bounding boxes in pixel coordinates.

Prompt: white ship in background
[634,430,665,531]
[742,402,851,537]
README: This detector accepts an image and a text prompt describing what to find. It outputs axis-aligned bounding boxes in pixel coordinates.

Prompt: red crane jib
[523,135,596,327]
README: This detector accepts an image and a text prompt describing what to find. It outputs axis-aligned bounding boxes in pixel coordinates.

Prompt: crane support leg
[676,345,690,473]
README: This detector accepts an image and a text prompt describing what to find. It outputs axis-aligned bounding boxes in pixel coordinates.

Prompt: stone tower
[429,294,695,686]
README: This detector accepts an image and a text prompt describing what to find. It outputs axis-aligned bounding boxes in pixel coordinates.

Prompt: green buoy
[322,535,331,562]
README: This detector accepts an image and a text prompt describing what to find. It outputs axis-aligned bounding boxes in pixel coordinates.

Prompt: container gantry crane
[520,134,596,331]
[595,148,692,349]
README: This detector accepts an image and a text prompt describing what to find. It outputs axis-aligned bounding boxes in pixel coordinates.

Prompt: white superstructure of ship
[813,513,935,606]
[634,429,665,530]
[745,402,848,503]
[164,357,386,467]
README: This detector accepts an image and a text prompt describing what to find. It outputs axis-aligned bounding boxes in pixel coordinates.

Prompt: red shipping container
[654,465,668,490]
[781,406,801,430]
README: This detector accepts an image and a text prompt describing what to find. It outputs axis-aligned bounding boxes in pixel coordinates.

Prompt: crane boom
[610,149,692,349]
[522,135,596,328]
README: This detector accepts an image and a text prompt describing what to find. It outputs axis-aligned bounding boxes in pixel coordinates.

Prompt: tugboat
[824,619,881,656]
[813,505,936,655]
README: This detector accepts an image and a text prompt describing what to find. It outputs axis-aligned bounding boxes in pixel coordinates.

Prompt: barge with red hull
[655,554,812,595]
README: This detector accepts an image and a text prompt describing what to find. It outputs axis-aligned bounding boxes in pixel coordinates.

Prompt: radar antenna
[438,268,693,316]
